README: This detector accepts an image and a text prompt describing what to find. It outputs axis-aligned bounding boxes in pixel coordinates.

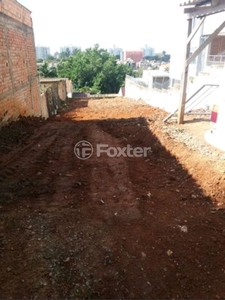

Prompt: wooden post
[186,19,225,66]
[177,18,193,124]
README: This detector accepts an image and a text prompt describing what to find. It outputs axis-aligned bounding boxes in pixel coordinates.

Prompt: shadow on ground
[0,98,225,299]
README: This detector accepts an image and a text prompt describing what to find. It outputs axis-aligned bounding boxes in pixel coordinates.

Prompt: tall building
[142,45,155,58]
[125,51,144,64]
[60,46,80,54]
[35,46,50,60]
[108,46,124,61]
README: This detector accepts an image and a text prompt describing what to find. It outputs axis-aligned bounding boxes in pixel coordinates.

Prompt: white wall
[125,76,179,113]
[125,76,218,114]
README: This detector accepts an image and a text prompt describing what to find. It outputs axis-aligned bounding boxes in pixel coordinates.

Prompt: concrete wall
[125,76,179,113]
[40,78,72,117]
[0,0,41,124]
[66,78,73,98]
[40,92,49,119]
[125,75,217,113]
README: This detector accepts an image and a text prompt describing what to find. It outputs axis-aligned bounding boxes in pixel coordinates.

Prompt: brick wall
[0,0,41,124]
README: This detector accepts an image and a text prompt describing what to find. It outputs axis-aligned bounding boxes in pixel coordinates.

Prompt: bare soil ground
[0,97,225,299]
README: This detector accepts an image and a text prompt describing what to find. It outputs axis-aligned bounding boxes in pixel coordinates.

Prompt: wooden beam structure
[177,19,193,124]
[187,17,205,44]
[177,0,225,124]
[186,20,225,66]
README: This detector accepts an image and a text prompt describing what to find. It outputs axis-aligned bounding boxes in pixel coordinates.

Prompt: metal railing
[163,84,219,122]
[208,55,225,64]
[153,79,170,90]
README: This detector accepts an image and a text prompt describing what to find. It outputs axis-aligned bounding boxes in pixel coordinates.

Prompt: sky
[17,0,185,54]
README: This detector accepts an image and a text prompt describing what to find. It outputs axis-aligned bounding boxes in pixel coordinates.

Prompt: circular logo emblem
[74,140,93,160]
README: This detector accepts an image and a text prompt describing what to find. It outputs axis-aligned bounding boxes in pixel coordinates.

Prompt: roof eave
[180,0,211,7]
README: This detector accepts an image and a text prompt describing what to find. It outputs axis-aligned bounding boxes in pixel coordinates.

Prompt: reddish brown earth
[0,97,225,299]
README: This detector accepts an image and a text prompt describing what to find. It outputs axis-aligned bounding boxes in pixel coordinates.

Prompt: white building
[35,46,50,60]
[170,8,225,85]
[108,46,124,61]
[142,45,155,58]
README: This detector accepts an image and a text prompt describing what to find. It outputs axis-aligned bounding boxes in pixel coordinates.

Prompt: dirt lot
[0,97,225,299]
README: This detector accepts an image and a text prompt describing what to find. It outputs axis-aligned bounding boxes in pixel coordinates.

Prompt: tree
[59,47,71,60]
[46,54,55,61]
[72,48,80,56]
[144,52,170,63]
[162,54,170,62]
[38,62,58,78]
[57,45,134,94]
[160,51,170,62]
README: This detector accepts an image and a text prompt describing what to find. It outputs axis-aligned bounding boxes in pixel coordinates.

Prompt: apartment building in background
[35,46,50,60]
[142,45,155,58]
[108,46,124,61]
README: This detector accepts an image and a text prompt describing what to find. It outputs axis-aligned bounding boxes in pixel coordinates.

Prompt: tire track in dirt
[0,98,225,299]
[85,123,141,221]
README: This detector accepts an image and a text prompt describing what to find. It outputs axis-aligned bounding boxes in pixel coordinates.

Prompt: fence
[152,79,170,90]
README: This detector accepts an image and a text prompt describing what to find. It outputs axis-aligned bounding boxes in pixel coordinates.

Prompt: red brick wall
[0,0,41,124]
[0,0,32,27]
[210,36,225,55]
[125,51,144,64]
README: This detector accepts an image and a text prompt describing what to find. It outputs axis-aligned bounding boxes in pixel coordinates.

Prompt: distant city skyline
[17,0,185,55]
[37,44,157,56]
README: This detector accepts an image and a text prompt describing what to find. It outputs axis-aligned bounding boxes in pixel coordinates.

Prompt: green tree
[160,51,170,62]
[38,62,58,78]
[46,54,55,61]
[57,45,134,94]
[59,47,71,60]
[72,48,80,56]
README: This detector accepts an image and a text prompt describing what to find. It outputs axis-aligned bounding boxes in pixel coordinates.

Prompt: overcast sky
[17,0,185,54]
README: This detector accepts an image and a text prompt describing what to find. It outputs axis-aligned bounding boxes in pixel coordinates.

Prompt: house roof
[180,0,225,17]
[180,0,211,6]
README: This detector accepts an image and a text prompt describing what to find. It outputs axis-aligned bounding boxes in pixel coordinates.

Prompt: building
[204,13,225,67]
[54,52,60,59]
[35,46,50,60]
[174,0,225,126]
[142,45,155,58]
[108,46,124,61]
[0,0,41,124]
[142,70,170,89]
[170,9,225,85]
[60,46,80,54]
[125,51,144,66]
